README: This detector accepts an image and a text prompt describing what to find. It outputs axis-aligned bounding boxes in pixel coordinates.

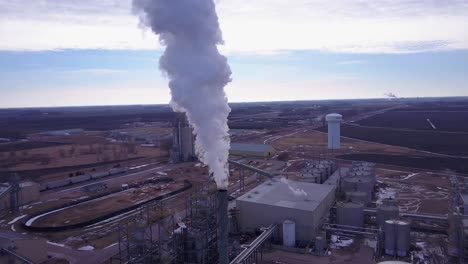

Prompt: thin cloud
[337,60,367,65]
[0,0,467,53]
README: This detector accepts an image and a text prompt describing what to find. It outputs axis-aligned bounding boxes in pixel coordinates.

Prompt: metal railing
[230,224,277,264]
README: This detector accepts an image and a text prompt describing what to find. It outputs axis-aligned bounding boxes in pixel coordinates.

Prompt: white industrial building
[326,113,342,149]
[236,179,336,242]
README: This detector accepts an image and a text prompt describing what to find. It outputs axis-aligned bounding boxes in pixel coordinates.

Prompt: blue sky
[1,0,468,107]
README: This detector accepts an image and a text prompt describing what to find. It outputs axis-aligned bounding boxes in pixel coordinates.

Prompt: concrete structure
[237,179,335,242]
[337,202,365,227]
[384,220,397,255]
[345,191,369,204]
[19,182,40,205]
[229,143,275,158]
[396,220,410,257]
[326,113,342,149]
[384,220,410,256]
[0,232,47,263]
[302,160,336,184]
[377,199,400,228]
[171,113,196,163]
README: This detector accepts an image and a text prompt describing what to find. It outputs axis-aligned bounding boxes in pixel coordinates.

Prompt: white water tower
[326,113,342,149]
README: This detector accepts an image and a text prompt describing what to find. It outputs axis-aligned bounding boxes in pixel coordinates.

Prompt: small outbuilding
[229,143,275,158]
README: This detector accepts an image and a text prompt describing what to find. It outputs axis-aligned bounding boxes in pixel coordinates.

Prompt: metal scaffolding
[174,186,219,264]
[111,198,178,264]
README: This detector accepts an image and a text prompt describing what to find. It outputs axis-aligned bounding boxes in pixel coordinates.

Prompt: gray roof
[230,143,272,153]
[237,179,335,212]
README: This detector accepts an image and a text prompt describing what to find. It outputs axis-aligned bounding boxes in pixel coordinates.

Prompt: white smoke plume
[384,92,397,98]
[133,0,232,189]
[280,178,308,199]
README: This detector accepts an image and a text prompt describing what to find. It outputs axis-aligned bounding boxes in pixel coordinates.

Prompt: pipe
[217,190,229,264]
[227,159,273,178]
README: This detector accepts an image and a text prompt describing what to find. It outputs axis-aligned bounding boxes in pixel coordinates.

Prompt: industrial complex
[0,99,467,264]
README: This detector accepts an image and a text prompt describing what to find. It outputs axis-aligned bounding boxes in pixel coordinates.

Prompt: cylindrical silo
[283,220,296,247]
[382,198,398,207]
[337,202,365,227]
[326,113,342,149]
[396,220,411,257]
[377,202,399,228]
[345,191,369,205]
[384,220,397,256]
[315,235,325,256]
[342,176,374,194]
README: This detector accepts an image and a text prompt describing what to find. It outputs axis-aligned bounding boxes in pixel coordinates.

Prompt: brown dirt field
[32,181,184,227]
[376,171,450,214]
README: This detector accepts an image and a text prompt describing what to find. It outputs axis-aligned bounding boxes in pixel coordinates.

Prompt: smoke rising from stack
[280,177,308,199]
[133,0,232,190]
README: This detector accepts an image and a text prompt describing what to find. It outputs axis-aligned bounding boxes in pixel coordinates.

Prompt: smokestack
[133,0,232,190]
[217,190,229,264]
[133,1,232,263]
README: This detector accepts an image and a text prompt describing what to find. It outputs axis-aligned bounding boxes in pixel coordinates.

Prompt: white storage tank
[384,220,397,255]
[396,220,410,257]
[337,202,365,227]
[283,220,296,247]
[326,113,342,149]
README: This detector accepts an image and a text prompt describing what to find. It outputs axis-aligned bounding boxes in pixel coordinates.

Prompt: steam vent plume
[133,0,232,190]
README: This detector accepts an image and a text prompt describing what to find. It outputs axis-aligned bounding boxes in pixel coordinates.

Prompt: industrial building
[236,179,336,242]
[326,113,342,149]
[171,113,196,163]
[229,143,275,158]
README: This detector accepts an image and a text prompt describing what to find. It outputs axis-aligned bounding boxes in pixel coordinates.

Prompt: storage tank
[345,191,369,205]
[342,176,374,194]
[315,235,325,256]
[326,113,342,149]
[283,220,296,247]
[384,220,397,255]
[377,200,400,228]
[337,202,365,227]
[396,220,410,257]
[382,198,398,207]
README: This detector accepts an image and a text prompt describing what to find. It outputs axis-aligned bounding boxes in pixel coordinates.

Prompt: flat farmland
[356,109,468,132]
[338,154,468,174]
[324,124,468,156]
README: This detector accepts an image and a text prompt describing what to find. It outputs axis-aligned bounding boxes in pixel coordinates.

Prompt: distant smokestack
[133,0,232,190]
